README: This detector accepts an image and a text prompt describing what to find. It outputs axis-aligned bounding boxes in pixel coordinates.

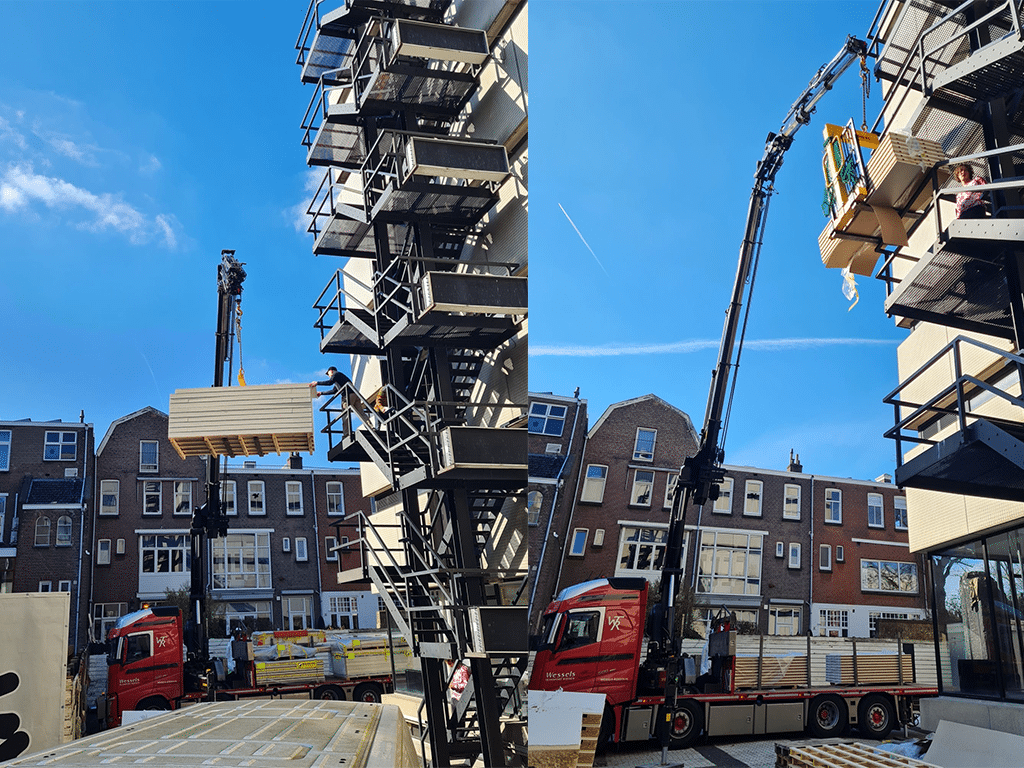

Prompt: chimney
[787,449,803,473]
[288,453,303,470]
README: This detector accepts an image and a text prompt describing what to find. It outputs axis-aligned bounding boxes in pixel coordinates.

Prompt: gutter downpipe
[809,475,815,636]
[530,397,584,618]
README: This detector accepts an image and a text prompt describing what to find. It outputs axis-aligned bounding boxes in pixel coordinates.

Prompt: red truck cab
[100,606,187,727]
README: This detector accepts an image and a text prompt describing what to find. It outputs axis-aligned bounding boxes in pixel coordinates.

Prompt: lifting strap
[235,298,247,386]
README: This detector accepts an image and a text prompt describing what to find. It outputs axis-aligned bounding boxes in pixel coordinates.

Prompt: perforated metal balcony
[885,335,1024,500]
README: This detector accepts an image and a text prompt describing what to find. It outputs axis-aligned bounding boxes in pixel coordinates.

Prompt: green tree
[163,587,228,638]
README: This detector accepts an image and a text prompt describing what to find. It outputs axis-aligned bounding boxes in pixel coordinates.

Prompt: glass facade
[931,528,1024,701]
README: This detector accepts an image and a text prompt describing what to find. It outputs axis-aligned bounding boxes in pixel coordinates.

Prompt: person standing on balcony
[954,163,988,219]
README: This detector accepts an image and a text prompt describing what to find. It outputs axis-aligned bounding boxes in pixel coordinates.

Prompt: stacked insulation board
[254,657,326,686]
[825,653,914,685]
[734,654,808,689]
[249,630,413,680]
[167,383,315,458]
[819,132,948,276]
[776,742,937,768]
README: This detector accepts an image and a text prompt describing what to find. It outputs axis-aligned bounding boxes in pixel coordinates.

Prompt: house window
[56,515,72,547]
[819,544,832,571]
[43,431,76,461]
[783,484,801,520]
[93,603,128,641]
[211,532,271,590]
[58,580,71,592]
[820,609,849,637]
[97,539,111,565]
[836,545,845,562]
[224,601,272,634]
[248,481,265,516]
[528,402,567,437]
[894,497,908,530]
[0,496,5,544]
[284,596,313,631]
[0,430,10,471]
[776,541,784,558]
[139,440,159,472]
[282,537,291,553]
[825,489,842,524]
[861,560,918,594]
[696,530,763,595]
[295,537,308,562]
[630,470,655,507]
[633,428,657,461]
[223,480,236,516]
[744,480,763,517]
[141,534,190,574]
[286,481,304,516]
[38,581,52,592]
[868,493,884,528]
[593,529,605,547]
[34,517,50,547]
[768,607,801,636]
[616,526,669,577]
[116,538,125,554]
[527,491,543,526]
[327,596,359,630]
[143,481,161,515]
[664,474,678,509]
[569,528,588,557]
[325,536,338,561]
[580,465,608,503]
[326,482,344,516]
[100,480,119,516]
[788,543,801,569]
[174,481,192,517]
[713,477,733,514]
[869,611,911,638]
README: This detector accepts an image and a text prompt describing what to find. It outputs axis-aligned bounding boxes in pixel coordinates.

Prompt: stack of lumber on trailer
[825,652,913,685]
[167,383,315,458]
[776,742,937,768]
[734,654,808,689]
[528,691,605,768]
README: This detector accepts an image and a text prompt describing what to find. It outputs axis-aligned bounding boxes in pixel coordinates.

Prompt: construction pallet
[775,742,937,768]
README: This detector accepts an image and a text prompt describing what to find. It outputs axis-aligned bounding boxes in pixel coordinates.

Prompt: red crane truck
[531,578,936,749]
[96,606,395,728]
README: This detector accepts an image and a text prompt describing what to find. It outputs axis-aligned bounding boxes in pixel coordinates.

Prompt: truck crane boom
[652,34,868,750]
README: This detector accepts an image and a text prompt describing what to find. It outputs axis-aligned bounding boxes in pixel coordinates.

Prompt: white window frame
[528,402,567,437]
[868,493,884,529]
[143,481,161,516]
[569,528,588,557]
[140,533,190,575]
[326,482,344,517]
[776,541,784,558]
[0,430,10,472]
[894,497,908,530]
[820,609,849,637]
[783,484,801,520]
[860,559,919,594]
[527,490,543,526]
[663,474,678,509]
[139,440,159,473]
[713,477,733,514]
[248,481,266,516]
[630,470,655,507]
[97,539,112,565]
[286,481,304,516]
[34,517,50,547]
[788,542,801,569]
[100,480,119,516]
[836,545,845,562]
[616,525,673,578]
[44,431,76,462]
[282,537,291,553]
[56,515,72,547]
[633,428,657,462]
[58,580,71,592]
[580,465,608,503]
[825,488,842,524]
[295,537,308,562]
[0,495,5,544]
[768,606,801,636]
[819,544,832,571]
[325,536,338,561]
[210,532,271,590]
[223,480,237,516]
[744,480,763,517]
[696,529,763,596]
[38,581,52,592]
[116,538,125,554]
[174,481,192,517]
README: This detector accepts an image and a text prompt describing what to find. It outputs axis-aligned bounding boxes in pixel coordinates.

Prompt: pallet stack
[528,712,601,768]
[825,653,913,685]
[776,742,938,768]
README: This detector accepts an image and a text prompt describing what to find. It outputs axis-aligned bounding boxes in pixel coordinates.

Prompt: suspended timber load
[168,382,315,458]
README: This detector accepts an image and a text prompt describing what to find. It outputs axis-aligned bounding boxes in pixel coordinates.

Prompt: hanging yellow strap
[235,299,247,386]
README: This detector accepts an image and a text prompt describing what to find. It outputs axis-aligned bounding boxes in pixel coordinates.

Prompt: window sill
[824,520,843,525]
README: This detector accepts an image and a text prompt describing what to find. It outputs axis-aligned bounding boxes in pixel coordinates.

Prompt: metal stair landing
[895,417,1024,501]
[926,26,1024,117]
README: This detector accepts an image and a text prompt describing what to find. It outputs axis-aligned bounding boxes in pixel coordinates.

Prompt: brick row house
[546,394,928,638]
[0,418,95,652]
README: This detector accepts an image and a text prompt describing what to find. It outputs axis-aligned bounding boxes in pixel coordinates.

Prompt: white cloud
[43,135,96,165]
[140,154,162,174]
[290,168,324,233]
[0,116,28,151]
[531,338,899,357]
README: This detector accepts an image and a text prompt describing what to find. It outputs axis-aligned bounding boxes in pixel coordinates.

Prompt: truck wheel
[315,685,344,701]
[353,683,382,703]
[808,694,846,738]
[858,694,895,739]
[669,700,703,749]
[136,697,170,712]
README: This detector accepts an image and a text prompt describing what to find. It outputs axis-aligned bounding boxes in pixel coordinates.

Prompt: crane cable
[235,298,247,386]
[860,54,870,131]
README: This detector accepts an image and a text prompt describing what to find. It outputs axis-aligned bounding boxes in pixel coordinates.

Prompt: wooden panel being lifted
[168,383,315,458]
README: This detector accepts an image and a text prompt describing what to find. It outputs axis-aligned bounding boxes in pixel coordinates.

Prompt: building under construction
[295,1,527,765]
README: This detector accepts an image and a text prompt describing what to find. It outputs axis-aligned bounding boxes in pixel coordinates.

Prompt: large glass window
[141,534,190,574]
[528,402,567,436]
[861,559,918,593]
[222,601,272,634]
[697,530,762,596]
[212,532,271,590]
[44,431,76,461]
[769,607,801,636]
[616,526,668,577]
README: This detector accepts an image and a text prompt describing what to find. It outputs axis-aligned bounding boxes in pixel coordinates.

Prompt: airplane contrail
[559,203,608,275]
[531,338,899,357]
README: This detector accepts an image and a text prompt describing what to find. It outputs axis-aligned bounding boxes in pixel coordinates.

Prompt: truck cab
[101,607,186,727]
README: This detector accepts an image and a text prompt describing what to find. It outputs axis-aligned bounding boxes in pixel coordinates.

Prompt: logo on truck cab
[607,614,623,631]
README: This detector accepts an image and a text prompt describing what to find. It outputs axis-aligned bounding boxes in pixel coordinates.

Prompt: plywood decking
[168,383,315,458]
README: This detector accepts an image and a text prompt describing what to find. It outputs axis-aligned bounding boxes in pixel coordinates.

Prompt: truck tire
[668,700,703,749]
[353,683,383,703]
[315,685,345,701]
[136,697,170,712]
[808,694,846,738]
[858,694,895,739]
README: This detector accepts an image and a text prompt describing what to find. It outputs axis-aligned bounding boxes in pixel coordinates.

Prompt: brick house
[527,391,587,635]
[0,418,95,652]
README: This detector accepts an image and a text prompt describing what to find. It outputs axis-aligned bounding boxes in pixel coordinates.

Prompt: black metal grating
[371,185,498,226]
[363,67,477,114]
[307,122,365,168]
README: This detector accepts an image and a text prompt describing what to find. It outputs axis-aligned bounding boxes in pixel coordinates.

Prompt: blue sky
[530,1,906,483]
[0,2,351,468]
